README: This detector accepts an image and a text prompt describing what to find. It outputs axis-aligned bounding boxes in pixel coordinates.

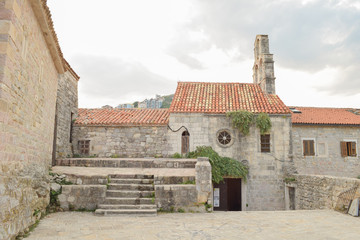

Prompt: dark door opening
[181,131,190,155]
[213,178,241,211]
[288,187,295,210]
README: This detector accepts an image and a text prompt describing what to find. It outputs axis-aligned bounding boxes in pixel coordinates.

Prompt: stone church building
[72,35,360,211]
[1,0,360,239]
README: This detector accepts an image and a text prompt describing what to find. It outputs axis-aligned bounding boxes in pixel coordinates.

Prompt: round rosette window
[217,130,232,146]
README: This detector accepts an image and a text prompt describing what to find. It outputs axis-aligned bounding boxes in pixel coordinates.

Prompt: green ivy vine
[226,111,271,135]
[186,146,249,183]
[256,112,272,135]
[226,111,254,136]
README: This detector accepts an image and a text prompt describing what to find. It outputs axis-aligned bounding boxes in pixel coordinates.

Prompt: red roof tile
[169,82,290,114]
[291,107,360,125]
[75,108,169,126]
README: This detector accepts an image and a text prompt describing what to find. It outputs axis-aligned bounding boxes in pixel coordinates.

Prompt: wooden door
[213,178,242,211]
[181,131,189,154]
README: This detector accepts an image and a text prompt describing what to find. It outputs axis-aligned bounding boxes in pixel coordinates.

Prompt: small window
[261,134,270,152]
[340,141,357,157]
[303,140,315,156]
[78,140,90,155]
[217,131,231,146]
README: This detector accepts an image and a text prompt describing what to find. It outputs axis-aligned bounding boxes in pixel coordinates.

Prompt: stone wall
[168,113,293,211]
[59,185,107,211]
[72,125,169,157]
[292,125,360,177]
[289,174,360,210]
[155,185,206,212]
[55,70,79,158]
[0,1,61,238]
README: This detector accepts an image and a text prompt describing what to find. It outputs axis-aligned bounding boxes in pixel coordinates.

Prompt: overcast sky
[48,0,360,108]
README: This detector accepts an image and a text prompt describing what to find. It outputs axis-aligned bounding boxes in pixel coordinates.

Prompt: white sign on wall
[214,188,220,207]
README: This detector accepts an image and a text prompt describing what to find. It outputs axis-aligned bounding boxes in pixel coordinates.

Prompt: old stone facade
[55,68,79,159]
[72,125,168,158]
[292,125,360,178]
[0,0,79,239]
[168,113,293,210]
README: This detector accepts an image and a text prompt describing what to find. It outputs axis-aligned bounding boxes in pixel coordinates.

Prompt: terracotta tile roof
[290,107,360,125]
[75,108,169,126]
[169,82,290,114]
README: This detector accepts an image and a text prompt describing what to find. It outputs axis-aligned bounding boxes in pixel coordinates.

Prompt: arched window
[181,131,190,154]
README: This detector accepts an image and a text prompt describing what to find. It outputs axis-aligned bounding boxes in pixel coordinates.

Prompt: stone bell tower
[252,35,276,94]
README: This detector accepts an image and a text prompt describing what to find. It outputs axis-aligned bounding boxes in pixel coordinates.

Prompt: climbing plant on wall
[186,146,249,183]
[226,110,271,135]
[226,111,254,136]
[255,112,272,135]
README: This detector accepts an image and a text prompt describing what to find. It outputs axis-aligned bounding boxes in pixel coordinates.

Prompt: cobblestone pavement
[26,210,360,240]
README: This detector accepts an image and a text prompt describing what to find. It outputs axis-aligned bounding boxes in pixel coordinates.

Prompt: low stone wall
[59,185,107,211]
[155,185,206,212]
[289,174,360,210]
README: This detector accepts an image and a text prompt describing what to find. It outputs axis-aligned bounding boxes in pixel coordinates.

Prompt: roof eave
[292,123,360,127]
[30,0,65,74]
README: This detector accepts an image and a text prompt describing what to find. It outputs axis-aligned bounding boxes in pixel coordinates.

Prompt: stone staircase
[95,174,157,216]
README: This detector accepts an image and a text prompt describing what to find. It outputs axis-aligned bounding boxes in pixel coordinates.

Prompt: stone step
[107,183,154,191]
[56,158,196,169]
[106,190,154,198]
[97,204,156,210]
[110,178,154,184]
[104,197,154,205]
[109,174,154,179]
[95,209,157,216]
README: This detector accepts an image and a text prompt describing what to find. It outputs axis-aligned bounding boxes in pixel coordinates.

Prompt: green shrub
[172,152,182,158]
[284,177,296,183]
[182,180,195,185]
[187,146,248,184]
[177,208,185,213]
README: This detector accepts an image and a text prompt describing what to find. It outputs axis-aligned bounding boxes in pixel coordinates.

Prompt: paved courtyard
[26,210,359,240]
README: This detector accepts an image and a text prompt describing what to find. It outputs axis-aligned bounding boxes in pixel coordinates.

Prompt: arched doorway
[181,131,190,155]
